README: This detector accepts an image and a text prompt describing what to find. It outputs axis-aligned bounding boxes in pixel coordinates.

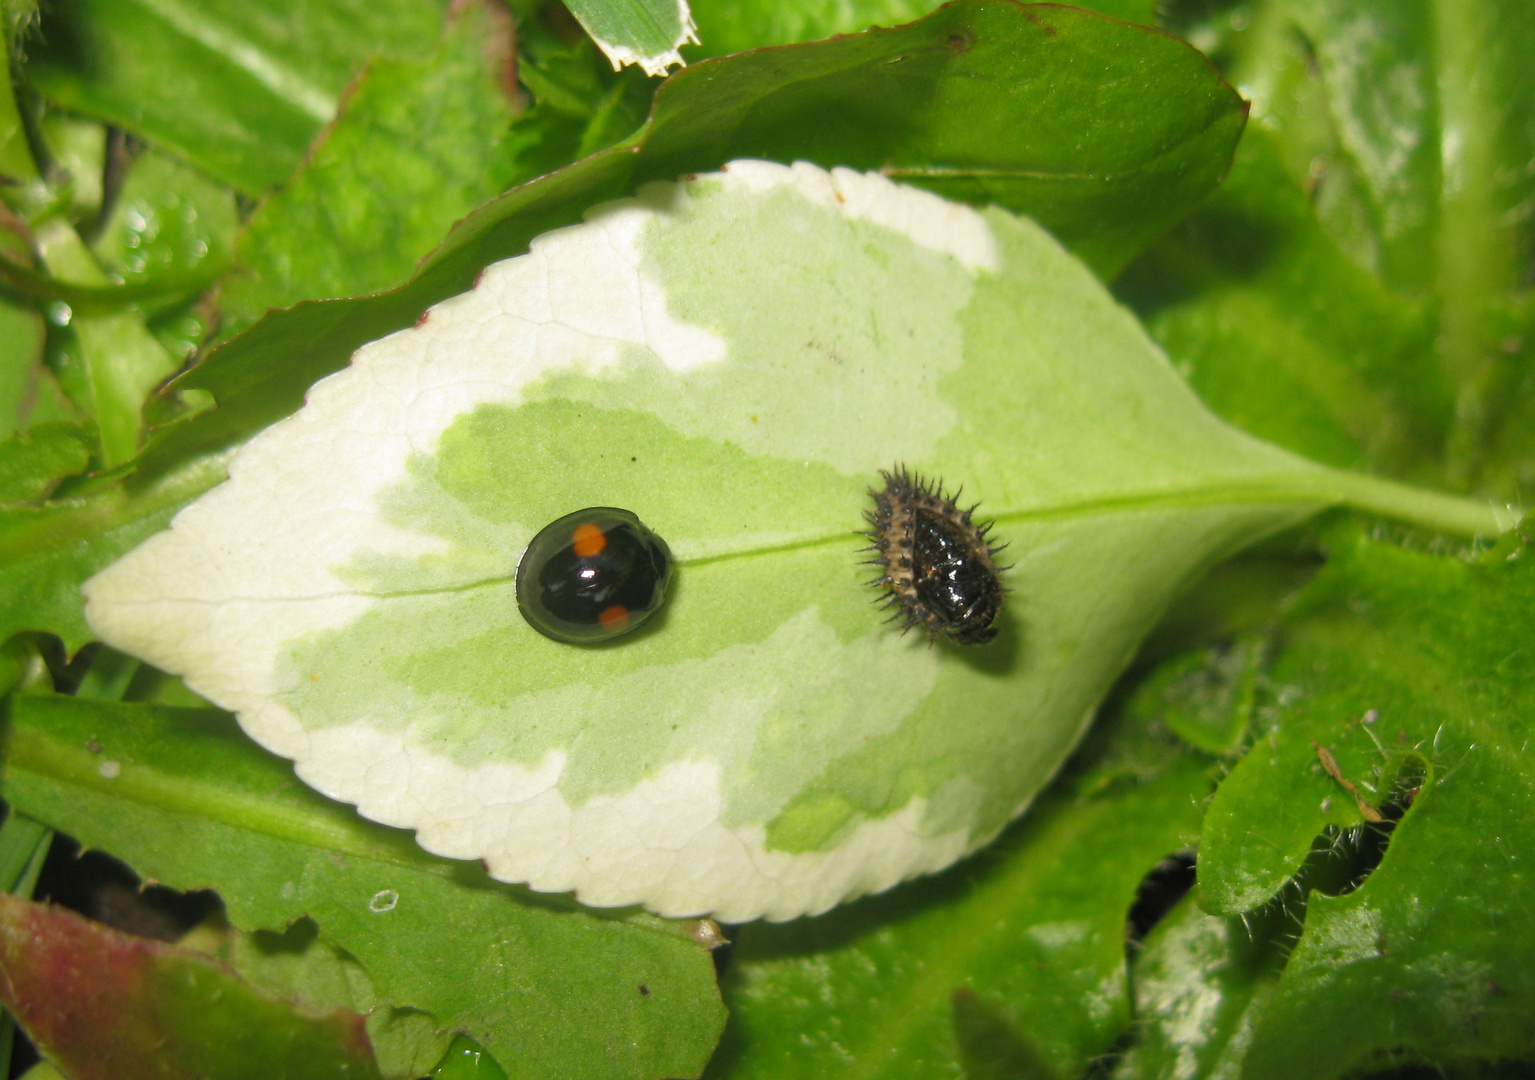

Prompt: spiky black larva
[861,466,1007,645]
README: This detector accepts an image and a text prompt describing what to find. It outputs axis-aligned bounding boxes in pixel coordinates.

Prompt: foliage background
[0,0,1531,1077]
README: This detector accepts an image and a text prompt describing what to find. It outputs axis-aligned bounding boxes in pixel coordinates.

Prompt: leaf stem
[1311,467,1512,538]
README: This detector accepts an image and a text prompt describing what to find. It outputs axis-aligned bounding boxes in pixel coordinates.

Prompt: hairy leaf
[1198,525,1535,1077]
[1138,0,1535,496]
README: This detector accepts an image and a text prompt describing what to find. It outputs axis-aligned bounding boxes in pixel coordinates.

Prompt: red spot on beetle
[572,522,607,558]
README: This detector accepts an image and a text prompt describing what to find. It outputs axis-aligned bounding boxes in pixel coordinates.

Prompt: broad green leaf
[1196,525,1535,1077]
[565,0,696,77]
[706,717,1210,1080]
[686,0,1156,58]
[1116,129,1451,479]
[0,452,224,652]
[24,0,448,196]
[84,162,1501,922]
[217,0,521,341]
[0,695,727,1079]
[1149,0,1535,495]
[0,891,385,1080]
[142,0,1249,481]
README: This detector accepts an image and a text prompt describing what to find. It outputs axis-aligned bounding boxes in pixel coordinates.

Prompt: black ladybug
[516,508,673,644]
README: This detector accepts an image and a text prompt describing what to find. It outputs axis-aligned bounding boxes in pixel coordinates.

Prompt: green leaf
[1196,525,1535,1077]
[0,299,68,440]
[145,0,1247,482]
[0,695,727,1080]
[0,453,224,652]
[24,0,449,195]
[184,916,453,1080]
[0,811,51,895]
[86,161,1500,923]
[564,0,696,77]
[686,0,1157,58]
[0,421,90,504]
[1123,634,1265,757]
[1117,129,1452,478]
[430,1035,509,1080]
[33,218,178,466]
[0,206,76,442]
[706,718,1210,1080]
[92,148,238,294]
[1146,0,1535,495]
[0,891,385,1080]
[216,0,521,341]
[0,2,39,184]
[35,113,106,221]
[1112,892,1286,1080]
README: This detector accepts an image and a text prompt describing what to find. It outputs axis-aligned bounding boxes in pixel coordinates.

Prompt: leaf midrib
[94,473,1341,607]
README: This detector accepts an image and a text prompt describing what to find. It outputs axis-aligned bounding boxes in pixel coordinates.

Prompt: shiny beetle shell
[516,507,673,644]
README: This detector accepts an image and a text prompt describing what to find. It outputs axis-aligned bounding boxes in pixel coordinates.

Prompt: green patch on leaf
[0,421,90,504]
[92,148,237,294]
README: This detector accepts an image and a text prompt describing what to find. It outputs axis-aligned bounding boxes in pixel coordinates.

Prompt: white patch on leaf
[721,160,999,272]
[299,722,973,921]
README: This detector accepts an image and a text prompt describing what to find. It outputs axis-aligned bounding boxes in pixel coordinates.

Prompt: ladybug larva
[516,508,673,644]
[864,467,1006,645]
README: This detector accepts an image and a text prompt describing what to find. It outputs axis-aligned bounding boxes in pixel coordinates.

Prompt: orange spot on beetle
[599,605,629,630]
[572,522,607,558]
